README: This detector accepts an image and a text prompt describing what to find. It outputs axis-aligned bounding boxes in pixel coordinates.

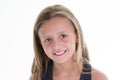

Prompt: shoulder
[91,68,108,80]
[29,74,34,80]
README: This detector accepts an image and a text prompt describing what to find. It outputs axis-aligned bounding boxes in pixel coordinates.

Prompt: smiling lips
[53,50,67,56]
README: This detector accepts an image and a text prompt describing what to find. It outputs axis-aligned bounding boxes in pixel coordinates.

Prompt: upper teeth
[55,51,65,55]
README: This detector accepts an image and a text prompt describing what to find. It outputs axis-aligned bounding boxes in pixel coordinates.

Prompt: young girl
[30,5,108,80]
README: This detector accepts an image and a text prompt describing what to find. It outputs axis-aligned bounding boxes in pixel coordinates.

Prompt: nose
[52,38,60,49]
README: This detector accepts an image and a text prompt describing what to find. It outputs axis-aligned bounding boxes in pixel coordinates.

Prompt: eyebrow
[41,31,66,37]
[57,31,66,35]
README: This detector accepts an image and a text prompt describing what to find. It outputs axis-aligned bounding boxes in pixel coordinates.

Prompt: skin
[30,17,108,80]
[39,17,77,64]
[39,17,80,80]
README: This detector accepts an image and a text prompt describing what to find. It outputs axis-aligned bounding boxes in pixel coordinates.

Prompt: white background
[0,0,120,80]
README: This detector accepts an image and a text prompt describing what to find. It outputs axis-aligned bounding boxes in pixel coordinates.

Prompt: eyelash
[44,38,52,43]
[60,34,68,39]
[44,34,68,43]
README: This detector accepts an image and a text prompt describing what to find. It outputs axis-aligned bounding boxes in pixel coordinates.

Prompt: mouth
[53,50,67,56]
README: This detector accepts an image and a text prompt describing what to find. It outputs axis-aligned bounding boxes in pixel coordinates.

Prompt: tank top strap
[80,63,91,80]
[42,61,53,80]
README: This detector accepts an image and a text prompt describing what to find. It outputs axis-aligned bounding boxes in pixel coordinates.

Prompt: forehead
[38,17,75,36]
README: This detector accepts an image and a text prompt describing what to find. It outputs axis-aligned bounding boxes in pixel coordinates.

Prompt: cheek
[42,43,52,55]
[65,36,76,44]
[64,39,76,49]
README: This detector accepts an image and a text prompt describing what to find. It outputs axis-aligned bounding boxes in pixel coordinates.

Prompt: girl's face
[38,17,77,64]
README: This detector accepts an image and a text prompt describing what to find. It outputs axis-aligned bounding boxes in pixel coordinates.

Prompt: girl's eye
[60,34,68,39]
[44,38,51,43]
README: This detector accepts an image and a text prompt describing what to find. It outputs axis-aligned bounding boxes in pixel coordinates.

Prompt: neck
[53,59,82,75]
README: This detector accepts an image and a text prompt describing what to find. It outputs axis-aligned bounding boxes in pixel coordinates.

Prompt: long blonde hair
[32,4,90,80]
